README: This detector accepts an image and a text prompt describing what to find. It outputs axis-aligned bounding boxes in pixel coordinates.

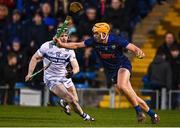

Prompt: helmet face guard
[92,22,110,41]
[56,27,69,36]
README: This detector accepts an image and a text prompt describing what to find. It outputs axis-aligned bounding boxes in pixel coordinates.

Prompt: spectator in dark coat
[0,40,4,84]
[170,44,180,109]
[170,44,180,90]
[24,0,41,19]
[78,7,98,38]
[2,53,19,104]
[6,9,24,46]
[156,32,177,62]
[105,0,129,35]
[147,54,172,90]
[28,12,48,49]
[10,38,27,82]
[0,4,8,48]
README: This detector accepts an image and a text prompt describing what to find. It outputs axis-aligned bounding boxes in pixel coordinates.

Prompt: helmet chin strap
[100,33,107,40]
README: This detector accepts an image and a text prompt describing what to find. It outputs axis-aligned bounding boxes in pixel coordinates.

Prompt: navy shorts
[105,60,132,86]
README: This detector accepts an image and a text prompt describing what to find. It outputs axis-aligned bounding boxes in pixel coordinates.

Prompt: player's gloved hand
[66,70,74,78]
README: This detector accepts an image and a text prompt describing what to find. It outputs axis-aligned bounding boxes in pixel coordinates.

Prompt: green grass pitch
[0,106,180,127]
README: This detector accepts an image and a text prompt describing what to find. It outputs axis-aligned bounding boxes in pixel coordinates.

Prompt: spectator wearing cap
[2,53,19,105]
[6,9,24,46]
[10,38,27,82]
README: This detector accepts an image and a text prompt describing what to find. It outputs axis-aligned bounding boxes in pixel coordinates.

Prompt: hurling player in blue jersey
[53,22,160,124]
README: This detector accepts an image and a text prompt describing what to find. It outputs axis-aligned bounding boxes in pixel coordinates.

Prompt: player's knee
[117,83,127,91]
[67,95,76,103]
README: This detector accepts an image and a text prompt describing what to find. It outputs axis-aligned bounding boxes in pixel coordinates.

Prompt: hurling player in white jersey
[25,27,94,121]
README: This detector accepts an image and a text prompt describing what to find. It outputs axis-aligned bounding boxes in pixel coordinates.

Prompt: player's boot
[151,114,160,124]
[81,113,95,121]
[58,99,71,115]
[137,112,146,123]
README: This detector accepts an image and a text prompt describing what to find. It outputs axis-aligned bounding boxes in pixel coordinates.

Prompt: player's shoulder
[68,49,75,54]
[84,37,95,47]
[40,40,53,49]
[41,40,53,47]
[108,33,128,43]
[108,33,120,41]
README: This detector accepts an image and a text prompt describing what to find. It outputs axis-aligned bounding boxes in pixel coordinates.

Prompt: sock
[81,113,86,118]
[134,105,142,114]
[147,109,156,117]
[60,99,68,107]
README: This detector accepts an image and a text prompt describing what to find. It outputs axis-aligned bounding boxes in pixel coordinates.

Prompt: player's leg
[51,84,82,114]
[67,85,79,102]
[116,68,139,106]
[66,84,95,121]
[51,84,94,121]
[116,68,145,122]
[126,81,149,111]
[127,81,160,124]
[58,84,79,115]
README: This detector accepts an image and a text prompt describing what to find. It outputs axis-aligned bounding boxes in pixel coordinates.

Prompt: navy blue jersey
[84,33,132,72]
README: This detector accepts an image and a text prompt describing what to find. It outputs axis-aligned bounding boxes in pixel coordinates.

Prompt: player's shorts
[105,60,132,86]
[44,77,74,91]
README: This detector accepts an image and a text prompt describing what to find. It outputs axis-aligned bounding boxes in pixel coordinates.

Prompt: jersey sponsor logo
[95,44,116,51]
[56,52,69,58]
[48,51,55,55]
[100,53,116,59]
[111,45,116,49]
[56,52,61,57]
[44,54,69,63]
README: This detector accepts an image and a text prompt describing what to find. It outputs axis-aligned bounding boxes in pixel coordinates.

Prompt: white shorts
[44,77,74,91]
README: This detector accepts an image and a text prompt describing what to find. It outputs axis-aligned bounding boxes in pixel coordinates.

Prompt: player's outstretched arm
[126,43,145,59]
[53,37,85,49]
[25,53,43,81]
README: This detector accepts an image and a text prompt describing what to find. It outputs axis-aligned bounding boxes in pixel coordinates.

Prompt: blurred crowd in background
[0,0,179,106]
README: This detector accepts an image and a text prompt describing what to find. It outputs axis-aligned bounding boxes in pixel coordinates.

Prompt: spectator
[10,38,27,82]
[170,44,180,109]
[24,0,41,19]
[78,7,98,38]
[0,4,8,47]
[147,54,172,90]
[123,0,140,40]
[44,17,56,40]
[0,39,4,84]
[6,9,24,46]
[105,0,129,35]
[41,2,53,19]
[97,0,110,19]
[28,11,48,49]
[156,32,177,62]
[2,53,19,104]
[169,44,180,89]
